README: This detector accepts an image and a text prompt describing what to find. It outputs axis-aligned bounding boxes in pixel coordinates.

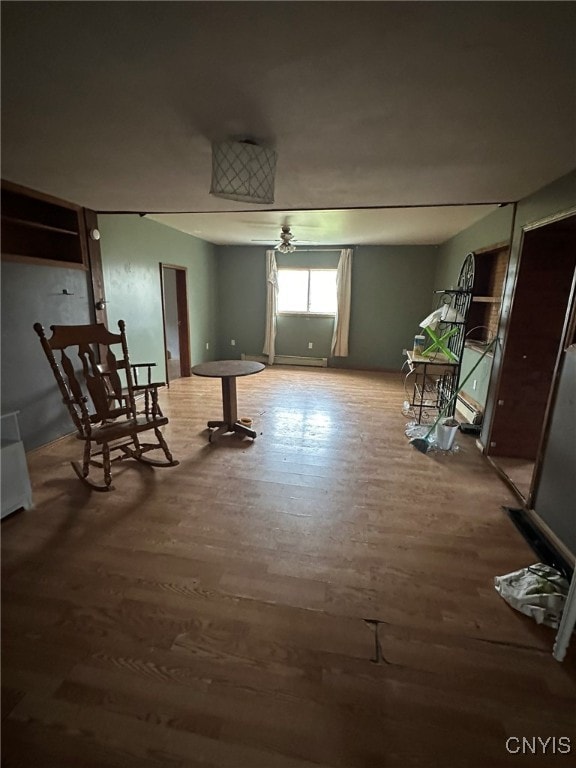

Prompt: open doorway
[160,264,191,384]
[485,212,576,504]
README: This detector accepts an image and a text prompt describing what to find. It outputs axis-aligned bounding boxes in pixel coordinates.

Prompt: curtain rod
[278,248,346,252]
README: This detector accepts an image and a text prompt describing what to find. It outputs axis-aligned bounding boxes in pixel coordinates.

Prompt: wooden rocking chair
[34,320,179,491]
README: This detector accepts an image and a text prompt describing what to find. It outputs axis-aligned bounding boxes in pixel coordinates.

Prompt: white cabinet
[1,411,33,518]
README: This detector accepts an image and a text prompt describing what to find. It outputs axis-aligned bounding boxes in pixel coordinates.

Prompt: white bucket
[435,423,459,450]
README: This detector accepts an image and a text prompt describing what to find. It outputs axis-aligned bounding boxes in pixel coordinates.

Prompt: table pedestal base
[191,361,264,444]
[207,420,257,441]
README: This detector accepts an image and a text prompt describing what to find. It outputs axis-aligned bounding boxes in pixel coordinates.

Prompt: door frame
[484,207,576,506]
[529,262,576,505]
[159,263,191,384]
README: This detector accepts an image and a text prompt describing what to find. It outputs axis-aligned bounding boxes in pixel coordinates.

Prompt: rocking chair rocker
[34,320,179,491]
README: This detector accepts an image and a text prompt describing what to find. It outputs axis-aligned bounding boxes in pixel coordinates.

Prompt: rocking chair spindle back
[34,320,178,491]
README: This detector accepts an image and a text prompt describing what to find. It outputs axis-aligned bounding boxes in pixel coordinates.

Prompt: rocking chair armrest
[132,381,164,419]
[130,362,157,385]
[133,382,166,392]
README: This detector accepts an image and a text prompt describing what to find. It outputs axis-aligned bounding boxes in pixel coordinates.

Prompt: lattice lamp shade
[210,141,277,204]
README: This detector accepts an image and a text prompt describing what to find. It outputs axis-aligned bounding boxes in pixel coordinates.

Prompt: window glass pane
[277,269,309,312]
[309,270,337,314]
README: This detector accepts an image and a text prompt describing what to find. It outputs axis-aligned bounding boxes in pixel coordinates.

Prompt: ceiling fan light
[275,224,297,252]
[276,242,296,253]
[210,140,277,204]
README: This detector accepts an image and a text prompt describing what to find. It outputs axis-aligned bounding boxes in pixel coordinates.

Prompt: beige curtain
[262,249,278,365]
[330,248,353,357]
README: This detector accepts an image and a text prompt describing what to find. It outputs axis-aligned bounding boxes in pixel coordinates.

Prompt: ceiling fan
[251,224,313,252]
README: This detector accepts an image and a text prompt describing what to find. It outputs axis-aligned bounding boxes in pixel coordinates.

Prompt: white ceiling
[2,2,575,246]
[147,206,500,246]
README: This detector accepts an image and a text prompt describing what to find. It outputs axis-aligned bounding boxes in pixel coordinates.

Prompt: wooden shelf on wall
[472,296,502,303]
[466,245,509,343]
[1,215,79,236]
[1,180,88,268]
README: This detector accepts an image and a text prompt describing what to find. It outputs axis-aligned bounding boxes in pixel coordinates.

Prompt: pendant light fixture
[210,139,277,204]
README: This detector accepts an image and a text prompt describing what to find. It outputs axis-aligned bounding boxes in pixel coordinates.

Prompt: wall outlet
[230,339,236,346]
[205,342,209,350]
[308,342,313,349]
[472,379,477,391]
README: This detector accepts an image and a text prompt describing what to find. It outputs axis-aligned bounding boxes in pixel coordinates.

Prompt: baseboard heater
[241,353,328,368]
[505,507,573,581]
[456,392,483,425]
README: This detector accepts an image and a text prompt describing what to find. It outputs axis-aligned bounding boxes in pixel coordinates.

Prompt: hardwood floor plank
[8,693,334,768]
[1,718,188,768]
[3,367,575,767]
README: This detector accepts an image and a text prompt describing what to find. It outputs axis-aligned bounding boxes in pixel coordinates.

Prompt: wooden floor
[492,457,536,505]
[2,367,575,767]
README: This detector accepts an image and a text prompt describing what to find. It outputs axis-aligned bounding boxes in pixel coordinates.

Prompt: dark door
[160,265,191,383]
[488,216,576,462]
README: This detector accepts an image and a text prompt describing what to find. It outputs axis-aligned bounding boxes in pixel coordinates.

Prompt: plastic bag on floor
[405,421,427,439]
[494,563,569,628]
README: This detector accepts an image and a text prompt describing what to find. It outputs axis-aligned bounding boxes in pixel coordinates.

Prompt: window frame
[277,267,337,317]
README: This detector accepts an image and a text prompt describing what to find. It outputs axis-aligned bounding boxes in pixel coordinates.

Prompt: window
[277,268,337,315]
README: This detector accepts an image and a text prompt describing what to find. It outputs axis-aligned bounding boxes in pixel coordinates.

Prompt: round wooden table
[191,360,265,440]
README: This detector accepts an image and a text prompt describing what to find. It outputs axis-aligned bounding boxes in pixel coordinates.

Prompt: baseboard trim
[240,355,402,374]
[26,430,76,455]
[523,507,575,570]
[504,506,574,578]
[241,353,328,367]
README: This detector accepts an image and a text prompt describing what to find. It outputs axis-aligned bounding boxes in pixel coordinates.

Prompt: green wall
[1,261,93,450]
[216,246,267,360]
[458,346,493,408]
[434,206,514,295]
[217,244,439,370]
[98,215,219,379]
[514,170,576,231]
[338,245,438,370]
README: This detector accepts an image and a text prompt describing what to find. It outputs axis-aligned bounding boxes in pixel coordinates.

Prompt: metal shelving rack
[405,349,460,423]
[405,254,474,424]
